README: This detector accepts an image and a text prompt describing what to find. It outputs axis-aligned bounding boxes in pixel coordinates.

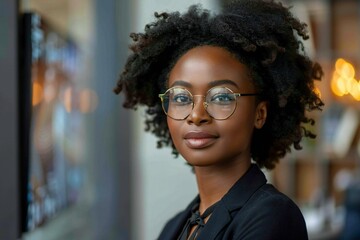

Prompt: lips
[184,131,218,149]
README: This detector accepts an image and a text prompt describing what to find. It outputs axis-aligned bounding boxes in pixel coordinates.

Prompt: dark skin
[166,46,267,218]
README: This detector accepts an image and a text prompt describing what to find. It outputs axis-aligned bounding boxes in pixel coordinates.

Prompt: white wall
[129,1,219,239]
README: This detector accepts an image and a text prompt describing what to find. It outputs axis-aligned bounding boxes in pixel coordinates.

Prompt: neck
[193,158,251,214]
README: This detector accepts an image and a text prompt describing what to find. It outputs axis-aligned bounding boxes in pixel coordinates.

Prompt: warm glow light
[336,59,355,80]
[331,58,360,101]
[337,77,349,94]
[331,71,344,96]
[349,81,360,101]
[335,58,346,72]
[32,81,43,106]
[79,88,98,113]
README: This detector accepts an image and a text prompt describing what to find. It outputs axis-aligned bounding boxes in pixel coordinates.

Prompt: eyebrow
[170,80,192,88]
[208,79,239,88]
[170,79,239,88]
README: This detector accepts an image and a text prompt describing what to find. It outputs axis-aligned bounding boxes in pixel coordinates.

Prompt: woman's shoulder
[228,183,308,239]
[254,183,300,206]
[239,183,305,221]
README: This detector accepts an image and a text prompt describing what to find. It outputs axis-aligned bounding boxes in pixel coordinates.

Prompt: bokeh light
[331,58,360,101]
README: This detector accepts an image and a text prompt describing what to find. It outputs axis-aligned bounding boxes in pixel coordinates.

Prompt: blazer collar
[221,164,267,211]
[197,164,267,239]
[159,164,267,240]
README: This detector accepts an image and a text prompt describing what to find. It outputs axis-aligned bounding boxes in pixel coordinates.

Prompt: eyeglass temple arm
[158,94,165,100]
[234,93,259,97]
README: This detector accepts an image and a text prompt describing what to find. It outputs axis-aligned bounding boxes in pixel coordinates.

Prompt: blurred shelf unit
[273,0,360,206]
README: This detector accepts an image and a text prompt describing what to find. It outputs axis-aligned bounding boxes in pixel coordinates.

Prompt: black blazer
[158,164,308,240]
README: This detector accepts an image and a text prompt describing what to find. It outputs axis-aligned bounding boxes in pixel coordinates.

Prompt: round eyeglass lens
[163,88,193,120]
[205,87,237,119]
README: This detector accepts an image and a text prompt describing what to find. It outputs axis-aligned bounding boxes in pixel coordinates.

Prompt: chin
[182,154,220,167]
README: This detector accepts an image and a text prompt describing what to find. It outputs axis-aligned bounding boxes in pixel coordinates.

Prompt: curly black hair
[114,0,324,169]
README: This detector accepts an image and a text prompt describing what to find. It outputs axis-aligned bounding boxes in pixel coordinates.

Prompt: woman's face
[167,45,267,168]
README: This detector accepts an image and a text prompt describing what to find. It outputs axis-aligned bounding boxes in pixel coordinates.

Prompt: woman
[114,0,324,239]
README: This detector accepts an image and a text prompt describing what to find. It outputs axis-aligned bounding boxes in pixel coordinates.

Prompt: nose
[186,96,212,125]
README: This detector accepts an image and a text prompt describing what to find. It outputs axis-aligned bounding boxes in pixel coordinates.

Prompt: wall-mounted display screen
[20,13,85,232]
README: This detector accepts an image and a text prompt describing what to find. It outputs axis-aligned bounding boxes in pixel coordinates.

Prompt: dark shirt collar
[157,164,267,240]
[196,164,267,239]
[188,164,267,210]
[221,163,267,211]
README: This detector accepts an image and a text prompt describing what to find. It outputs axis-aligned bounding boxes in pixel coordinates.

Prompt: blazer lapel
[159,165,267,240]
[197,164,267,240]
[197,202,231,240]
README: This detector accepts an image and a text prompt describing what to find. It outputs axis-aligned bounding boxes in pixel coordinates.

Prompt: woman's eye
[211,93,235,103]
[172,94,191,103]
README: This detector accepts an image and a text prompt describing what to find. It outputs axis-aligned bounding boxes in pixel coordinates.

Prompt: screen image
[20,13,86,232]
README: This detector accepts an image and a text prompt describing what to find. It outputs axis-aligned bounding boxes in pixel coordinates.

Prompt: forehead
[168,45,253,91]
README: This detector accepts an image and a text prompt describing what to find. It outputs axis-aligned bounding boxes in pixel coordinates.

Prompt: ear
[254,101,267,129]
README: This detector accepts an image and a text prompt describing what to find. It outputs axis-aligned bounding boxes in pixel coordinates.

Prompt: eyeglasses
[158,86,258,120]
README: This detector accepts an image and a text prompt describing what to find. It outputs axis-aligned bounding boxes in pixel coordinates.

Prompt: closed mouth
[184,131,218,149]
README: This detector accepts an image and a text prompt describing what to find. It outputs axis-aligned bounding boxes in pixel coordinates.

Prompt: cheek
[167,118,181,143]
[221,121,251,140]
[221,109,256,143]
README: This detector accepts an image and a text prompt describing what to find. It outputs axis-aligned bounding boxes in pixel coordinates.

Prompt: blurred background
[0,0,360,239]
